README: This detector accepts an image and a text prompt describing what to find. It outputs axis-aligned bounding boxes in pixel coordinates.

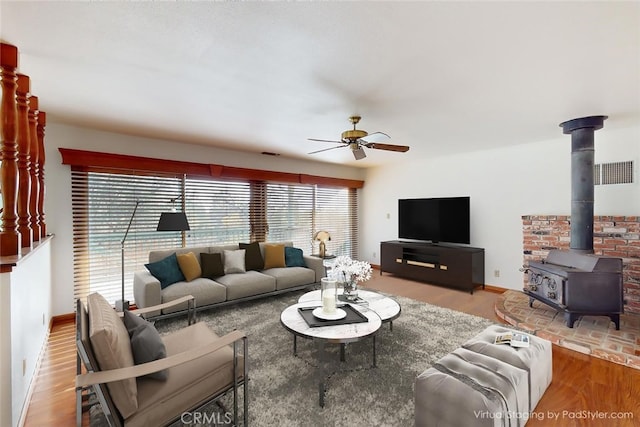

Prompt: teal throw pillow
[145,253,185,289]
[285,247,306,267]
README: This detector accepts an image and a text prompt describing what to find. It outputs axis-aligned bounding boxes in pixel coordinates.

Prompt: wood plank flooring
[24,272,640,426]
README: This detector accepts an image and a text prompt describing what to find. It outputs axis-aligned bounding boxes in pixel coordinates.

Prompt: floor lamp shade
[157,212,190,232]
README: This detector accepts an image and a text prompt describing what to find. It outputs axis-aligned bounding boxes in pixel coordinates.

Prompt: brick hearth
[522,215,640,315]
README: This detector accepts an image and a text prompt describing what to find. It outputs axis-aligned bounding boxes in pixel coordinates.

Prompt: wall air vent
[594,161,634,185]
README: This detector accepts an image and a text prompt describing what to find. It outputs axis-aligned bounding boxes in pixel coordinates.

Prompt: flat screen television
[398,196,470,244]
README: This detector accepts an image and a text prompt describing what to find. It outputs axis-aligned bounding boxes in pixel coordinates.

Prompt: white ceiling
[2,1,639,167]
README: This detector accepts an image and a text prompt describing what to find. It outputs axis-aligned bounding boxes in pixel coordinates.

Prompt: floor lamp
[116,201,191,312]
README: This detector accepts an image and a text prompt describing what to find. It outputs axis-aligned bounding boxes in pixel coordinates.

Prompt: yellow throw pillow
[176,252,202,281]
[263,244,286,269]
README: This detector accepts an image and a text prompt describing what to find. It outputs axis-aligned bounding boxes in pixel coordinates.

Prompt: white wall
[360,125,640,291]
[44,122,365,315]
[0,239,52,427]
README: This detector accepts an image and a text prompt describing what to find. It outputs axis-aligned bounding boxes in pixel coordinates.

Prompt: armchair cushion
[132,323,245,427]
[201,252,225,278]
[145,253,185,289]
[239,242,264,271]
[284,246,306,267]
[87,292,138,418]
[263,244,286,269]
[123,311,168,380]
[176,252,202,281]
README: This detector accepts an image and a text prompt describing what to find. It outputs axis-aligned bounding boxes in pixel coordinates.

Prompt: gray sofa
[133,241,323,319]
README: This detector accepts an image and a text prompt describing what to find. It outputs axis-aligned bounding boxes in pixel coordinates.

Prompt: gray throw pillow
[122,311,168,380]
[224,249,246,274]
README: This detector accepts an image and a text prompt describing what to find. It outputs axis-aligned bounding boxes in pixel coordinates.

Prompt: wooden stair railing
[28,95,40,241]
[0,42,48,259]
[37,111,46,238]
[16,74,33,248]
[0,43,20,257]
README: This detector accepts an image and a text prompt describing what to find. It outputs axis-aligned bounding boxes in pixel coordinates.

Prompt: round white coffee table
[298,289,401,328]
[280,301,381,407]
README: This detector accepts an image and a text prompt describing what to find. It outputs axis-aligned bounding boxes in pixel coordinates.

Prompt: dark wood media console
[380,240,485,294]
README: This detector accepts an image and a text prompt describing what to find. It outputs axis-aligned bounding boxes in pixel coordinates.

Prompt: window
[71,168,358,309]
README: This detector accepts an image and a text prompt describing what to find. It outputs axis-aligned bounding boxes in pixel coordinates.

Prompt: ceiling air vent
[594,160,634,185]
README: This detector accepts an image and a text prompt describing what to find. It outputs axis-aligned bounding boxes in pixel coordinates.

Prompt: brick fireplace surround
[522,215,640,316]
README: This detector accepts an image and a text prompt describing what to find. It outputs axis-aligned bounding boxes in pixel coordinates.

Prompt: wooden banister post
[16,74,33,248]
[37,111,46,238]
[0,43,20,256]
[28,96,40,241]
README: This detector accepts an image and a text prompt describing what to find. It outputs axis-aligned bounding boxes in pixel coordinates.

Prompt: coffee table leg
[315,339,326,407]
[340,343,346,362]
[372,335,377,368]
[293,335,297,356]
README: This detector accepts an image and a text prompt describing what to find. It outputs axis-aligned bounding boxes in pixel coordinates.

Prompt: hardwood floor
[24,272,640,426]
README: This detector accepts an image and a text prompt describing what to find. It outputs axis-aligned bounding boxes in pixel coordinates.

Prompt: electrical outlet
[22,359,26,376]
[494,269,500,278]
[386,213,390,219]
[373,251,377,258]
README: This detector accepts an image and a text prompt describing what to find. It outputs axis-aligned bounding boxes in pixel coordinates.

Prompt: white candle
[322,294,336,313]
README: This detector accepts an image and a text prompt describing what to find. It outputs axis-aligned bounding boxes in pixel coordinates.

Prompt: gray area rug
[91,290,494,426]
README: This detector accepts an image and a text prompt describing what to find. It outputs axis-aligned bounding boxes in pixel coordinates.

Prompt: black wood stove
[524,250,623,329]
[522,116,625,329]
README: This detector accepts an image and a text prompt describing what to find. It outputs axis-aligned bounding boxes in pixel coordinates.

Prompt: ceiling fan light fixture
[341,129,368,140]
[307,115,409,160]
[353,147,366,160]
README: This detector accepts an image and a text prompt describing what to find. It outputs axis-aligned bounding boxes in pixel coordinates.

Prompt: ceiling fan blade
[363,142,410,152]
[307,138,344,144]
[360,132,390,143]
[308,145,347,155]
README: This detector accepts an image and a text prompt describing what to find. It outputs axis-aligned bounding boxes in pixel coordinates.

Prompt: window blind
[184,177,251,246]
[71,168,359,310]
[264,184,357,257]
[71,168,183,307]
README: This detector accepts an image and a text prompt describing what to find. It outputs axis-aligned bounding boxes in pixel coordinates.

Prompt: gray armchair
[75,293,248,426]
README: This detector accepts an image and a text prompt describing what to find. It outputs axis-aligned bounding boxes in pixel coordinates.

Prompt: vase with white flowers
[331,255,372,300]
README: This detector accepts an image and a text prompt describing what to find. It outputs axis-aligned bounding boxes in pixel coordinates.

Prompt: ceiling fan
[308,116,410,160]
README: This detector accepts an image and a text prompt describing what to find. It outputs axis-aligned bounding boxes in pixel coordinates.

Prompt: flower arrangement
[332,255,373,284]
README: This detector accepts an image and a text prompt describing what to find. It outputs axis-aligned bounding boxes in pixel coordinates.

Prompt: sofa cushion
[223,249,246,274]
[284,247,306,267]
[161,278,227,314]
[145,253,185,289]
[239,242,264,271]
[176,252,201,282]
[123,311,167,381]
[201,252,225,278]
[216,270,276,300]
[262,266,315,290]
[87,292,138,418]
[263,244,286,269]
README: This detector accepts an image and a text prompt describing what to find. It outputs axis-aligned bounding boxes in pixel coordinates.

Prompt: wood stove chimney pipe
[559,115,607,254]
